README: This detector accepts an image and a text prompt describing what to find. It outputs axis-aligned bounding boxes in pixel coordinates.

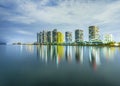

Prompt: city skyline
[37,26,114,44]
[0,0,120,44]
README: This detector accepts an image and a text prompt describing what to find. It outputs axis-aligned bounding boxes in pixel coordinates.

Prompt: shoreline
[11,43,120,47]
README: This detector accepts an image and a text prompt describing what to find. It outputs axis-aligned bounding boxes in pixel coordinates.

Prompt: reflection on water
[57,46,64,64]
[37,45,65,64]
[0,45,120,86]
[75,46,83,63]
[25,45,34,54]
[89,47,100,69]
[103,47,116,61]
[37,45,116,68]
[37,45,47,62]
[52,46,58,63]
[65,46,72,62]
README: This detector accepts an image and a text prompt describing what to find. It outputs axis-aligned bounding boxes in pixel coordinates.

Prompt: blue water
[0,45,120,86]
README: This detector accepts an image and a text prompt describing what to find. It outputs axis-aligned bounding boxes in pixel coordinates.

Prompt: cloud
[94,0,120,24]
[16,30,34,35]
[0,0,120,42]
[1,0,120,25]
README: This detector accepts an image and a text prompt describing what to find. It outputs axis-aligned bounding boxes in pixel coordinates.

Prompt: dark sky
[0,0,120,44]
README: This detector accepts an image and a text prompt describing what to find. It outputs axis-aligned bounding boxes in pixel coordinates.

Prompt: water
[0,45,120,86]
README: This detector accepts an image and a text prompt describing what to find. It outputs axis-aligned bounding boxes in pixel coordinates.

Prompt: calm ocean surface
[0,45,120,86]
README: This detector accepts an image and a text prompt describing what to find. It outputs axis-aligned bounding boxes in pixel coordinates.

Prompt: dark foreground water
[0,45,120,86]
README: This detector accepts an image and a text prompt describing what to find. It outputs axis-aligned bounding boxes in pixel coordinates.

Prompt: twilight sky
[0,0,120,44]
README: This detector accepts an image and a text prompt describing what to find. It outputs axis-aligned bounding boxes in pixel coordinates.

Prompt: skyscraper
[52,29,57,43]
[89,26,100,42]
[39,32,43,43]
[37,33,40,43]
[47,31,52,43]
[65,32,72,43]
[75,29,84,43]
[42,31,47,43]
[57,32,64,43]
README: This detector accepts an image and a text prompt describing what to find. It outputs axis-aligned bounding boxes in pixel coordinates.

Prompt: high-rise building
[52,29,57,43]
[42,31,47,43]
[89,26,100,42]
[103,34,113,43]
[65,32,72,43]
[57,32,64,43]
[37,33,40,43]
[75,29,84,42]
[47,31,52,43]
[39,32,43,43]
[37,32,43,43]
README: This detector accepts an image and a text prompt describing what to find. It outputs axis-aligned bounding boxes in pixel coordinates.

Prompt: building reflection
[47,45,53,61]
[37,45,45,61]
[89,47,100,69]
[75,46,83,63]
[57,46,64,64]
[37,45,116,68]
[102,47,115,61]
[36,45,40,60]
[65,46,72,62]
[43,46,47,63]
[37,45,64,64]
[52,45,58,63]
[25,45,34,54]
[20,45,23,53]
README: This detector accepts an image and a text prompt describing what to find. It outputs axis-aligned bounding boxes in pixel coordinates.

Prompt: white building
[103,34,113,43]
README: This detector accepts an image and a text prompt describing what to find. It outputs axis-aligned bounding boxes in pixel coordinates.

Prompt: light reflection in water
[37,45,44,60]
[25,45,34,54]
[37,45,65,64]
[102,47,116,61]
[37,45,116,68]
[65,46,72,62]
[20,45,23,53]
[89,47,100,70]
[52,45,58,63]
[57,46,64,64]
[47,45,53,61]
[0,45,120,86]
[75,46,83,63]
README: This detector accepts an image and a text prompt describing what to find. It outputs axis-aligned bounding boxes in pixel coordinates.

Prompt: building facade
[42,31,47,43]
[103,34,113,43]
[65,32,72,43]
[37,32,43,43]
[39,32,43,43]
[89,26,100,42]
[47,31,52,43]
[75,29,84,43]
[57,32,64,43]
[37,33,40,43]
[52,29,57,43]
